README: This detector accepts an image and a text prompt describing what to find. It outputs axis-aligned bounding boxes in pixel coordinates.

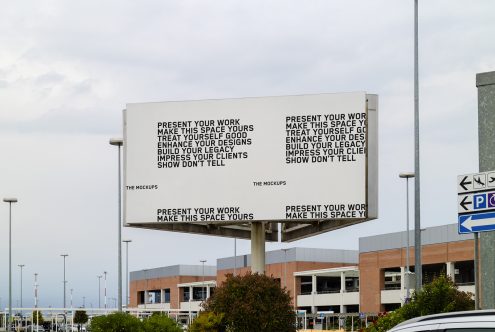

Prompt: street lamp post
[97,276,102,308]
[413,0,422,293]
[18,265,25,309]
[400,172,415,302]
[109,138,124,312]
[123,240,132,308]
[61,254,68,309]
[4,197,18,332]
[34,273,39,308]
[104,271,108,310]
[200,260,206,300]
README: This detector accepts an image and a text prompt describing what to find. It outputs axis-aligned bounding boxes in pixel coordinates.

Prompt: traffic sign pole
[477,70,495,309]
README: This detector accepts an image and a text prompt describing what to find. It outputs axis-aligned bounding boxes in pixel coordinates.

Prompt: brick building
[128,224,476,314]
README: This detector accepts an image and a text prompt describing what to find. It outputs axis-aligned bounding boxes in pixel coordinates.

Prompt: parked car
[389,310,495,332]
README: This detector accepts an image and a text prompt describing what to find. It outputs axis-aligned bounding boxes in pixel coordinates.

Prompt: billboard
[124,92,378,241]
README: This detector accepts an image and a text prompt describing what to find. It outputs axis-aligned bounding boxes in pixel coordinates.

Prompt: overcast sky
[1,0,494,309]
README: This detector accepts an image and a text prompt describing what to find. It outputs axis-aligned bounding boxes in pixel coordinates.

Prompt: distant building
[129,265,216,311]
[128,224,475,314]
[217,247,359,313]
[359,224,474,312]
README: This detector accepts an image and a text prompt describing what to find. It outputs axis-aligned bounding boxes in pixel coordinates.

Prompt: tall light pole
[110,138,123,312]
[123,240,132,308]
[18,265,25,309]
[61,254,68,309]
[103,271,108,309]
[34,273,38,308]
[413,0,422,292]
[400,172,415,302]
[200,260,206,300]
[70,288,73,308]
[82,296,86,308]
[4,197,18,332]
[97,276,102,308]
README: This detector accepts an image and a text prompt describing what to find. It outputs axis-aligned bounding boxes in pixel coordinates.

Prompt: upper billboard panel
[124,92,378,228]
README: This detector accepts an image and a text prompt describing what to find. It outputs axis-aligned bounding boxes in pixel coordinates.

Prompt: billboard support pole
[251,222,265,274]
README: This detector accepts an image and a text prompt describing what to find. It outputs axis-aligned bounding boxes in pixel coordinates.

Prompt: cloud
[0,107,121,135]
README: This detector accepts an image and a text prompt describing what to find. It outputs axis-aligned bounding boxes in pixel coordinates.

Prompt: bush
[365,275,474,332]
[188,312,225,332]
[142,313,182,332]
[90,312,142,332]
[90,312,182,332]
[203,272,296,332]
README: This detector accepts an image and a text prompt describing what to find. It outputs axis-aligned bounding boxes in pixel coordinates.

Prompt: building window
[422,263,446,284]
[148,290,161,303]
[193,287,207,301]
[183,288,190,301]
[138,291,145,305]
[454,261,475,285]
[317,277,341,294]
[345,277,359,292]
[163,289,170,303]
[300,276,312,295]
[383,268,401,290]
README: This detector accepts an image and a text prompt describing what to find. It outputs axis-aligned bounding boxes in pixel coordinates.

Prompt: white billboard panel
[124,92,378,229]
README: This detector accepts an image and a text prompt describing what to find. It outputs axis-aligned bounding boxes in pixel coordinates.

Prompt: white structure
[178,280,216,312]
[295,266,359,314]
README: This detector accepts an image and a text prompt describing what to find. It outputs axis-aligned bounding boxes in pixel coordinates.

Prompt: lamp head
[3,197,18,203]
[109,138,123,146]
[399,172,415,179]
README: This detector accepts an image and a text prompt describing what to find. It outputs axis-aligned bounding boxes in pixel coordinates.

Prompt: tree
[366,275,474,332]
[405,274,474,318]
[74,310,89,331]
[203,272,296,332]
[32,310,44,325]
[188,312,225,332]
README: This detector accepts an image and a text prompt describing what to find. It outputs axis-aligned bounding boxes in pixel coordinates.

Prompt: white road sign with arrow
[458,170,495,234]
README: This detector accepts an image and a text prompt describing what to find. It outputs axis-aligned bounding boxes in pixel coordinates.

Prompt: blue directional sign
[459,211,495,234]
[458,171,495,234]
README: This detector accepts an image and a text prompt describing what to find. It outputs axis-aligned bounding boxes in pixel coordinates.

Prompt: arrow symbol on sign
[461,215,495,231]
[460,196,472,211]
[490,176,495,184]
[460,176,472,190]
